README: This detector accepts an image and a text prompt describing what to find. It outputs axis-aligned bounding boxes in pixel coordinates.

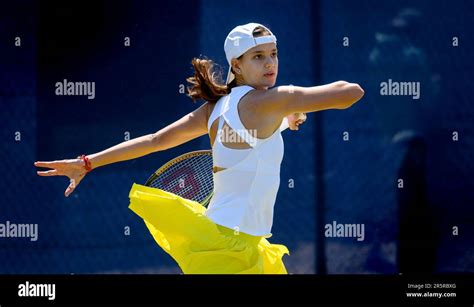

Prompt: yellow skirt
[128,183,290,274]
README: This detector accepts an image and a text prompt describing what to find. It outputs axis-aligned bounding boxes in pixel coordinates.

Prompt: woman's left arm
[150,102,210,151]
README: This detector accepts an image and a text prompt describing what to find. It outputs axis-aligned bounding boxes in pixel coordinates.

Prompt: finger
[65,181,76,197]
[34,161,59,168]
[37,170,60,176]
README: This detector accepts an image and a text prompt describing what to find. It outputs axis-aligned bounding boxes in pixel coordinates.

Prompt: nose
[264,57,275,68]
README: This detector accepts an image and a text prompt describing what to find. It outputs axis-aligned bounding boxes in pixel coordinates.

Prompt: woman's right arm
[77,101,210,170]
[251,81,365,116]
[35,102,210,197]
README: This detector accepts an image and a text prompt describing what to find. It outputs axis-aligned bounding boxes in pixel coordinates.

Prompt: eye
[272,52,278,58]
[254,54,262,59]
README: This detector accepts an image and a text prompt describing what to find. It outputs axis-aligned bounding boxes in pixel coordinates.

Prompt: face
[232,42,278,90]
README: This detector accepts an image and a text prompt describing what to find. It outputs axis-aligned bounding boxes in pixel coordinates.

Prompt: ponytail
[186,57,236,104]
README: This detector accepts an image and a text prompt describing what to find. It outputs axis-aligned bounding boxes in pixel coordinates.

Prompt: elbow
[355,83,365,97]
[348,82,365,103]
[336,81,364,109]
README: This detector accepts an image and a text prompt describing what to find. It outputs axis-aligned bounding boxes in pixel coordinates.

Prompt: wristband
[77,154,92,173]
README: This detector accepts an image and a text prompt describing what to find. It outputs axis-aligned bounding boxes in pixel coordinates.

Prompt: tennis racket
[144,149,214,207]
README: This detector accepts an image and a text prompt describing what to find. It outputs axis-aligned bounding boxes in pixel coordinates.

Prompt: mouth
[264,72,276,78]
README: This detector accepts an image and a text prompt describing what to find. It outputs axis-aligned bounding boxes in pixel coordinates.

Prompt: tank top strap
[222,85,258,148]
[207,96,227,132]
[214,114,226,145]
[207,85,249,132]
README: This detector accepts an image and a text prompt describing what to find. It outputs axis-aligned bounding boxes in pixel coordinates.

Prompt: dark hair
[186,26,272,104]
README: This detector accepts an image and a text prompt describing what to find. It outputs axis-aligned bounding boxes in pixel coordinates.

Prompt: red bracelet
[77,154,92,173]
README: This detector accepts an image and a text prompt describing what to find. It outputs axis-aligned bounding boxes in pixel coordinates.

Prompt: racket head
[145,150,214,207]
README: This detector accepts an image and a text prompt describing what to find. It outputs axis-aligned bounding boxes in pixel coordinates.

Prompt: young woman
[34,22,364,274]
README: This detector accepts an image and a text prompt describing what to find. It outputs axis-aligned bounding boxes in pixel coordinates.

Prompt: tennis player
[34,22,364,274]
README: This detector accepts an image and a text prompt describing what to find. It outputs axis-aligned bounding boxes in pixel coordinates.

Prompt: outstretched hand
[286,112,307,130]
[34,158,88,197]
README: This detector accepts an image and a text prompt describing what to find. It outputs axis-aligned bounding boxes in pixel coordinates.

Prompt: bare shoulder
[240,86,291,117]
[239,88,288,137]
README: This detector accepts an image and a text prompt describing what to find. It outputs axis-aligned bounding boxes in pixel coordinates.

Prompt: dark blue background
[0,0,472,274]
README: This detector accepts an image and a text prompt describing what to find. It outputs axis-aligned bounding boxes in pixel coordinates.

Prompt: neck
[236,80,268,90]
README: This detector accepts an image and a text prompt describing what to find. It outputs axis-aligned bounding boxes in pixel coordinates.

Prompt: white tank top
[204,85,289,238]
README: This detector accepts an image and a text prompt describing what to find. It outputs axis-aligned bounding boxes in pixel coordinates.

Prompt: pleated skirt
[128,183,290,274]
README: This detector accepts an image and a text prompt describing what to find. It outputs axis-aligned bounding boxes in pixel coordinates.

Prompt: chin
[261,80,276,89]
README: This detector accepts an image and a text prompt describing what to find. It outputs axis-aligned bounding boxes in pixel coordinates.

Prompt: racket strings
[148,153,214,203]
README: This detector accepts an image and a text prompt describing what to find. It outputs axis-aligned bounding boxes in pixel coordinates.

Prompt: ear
[231,58,241,74]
